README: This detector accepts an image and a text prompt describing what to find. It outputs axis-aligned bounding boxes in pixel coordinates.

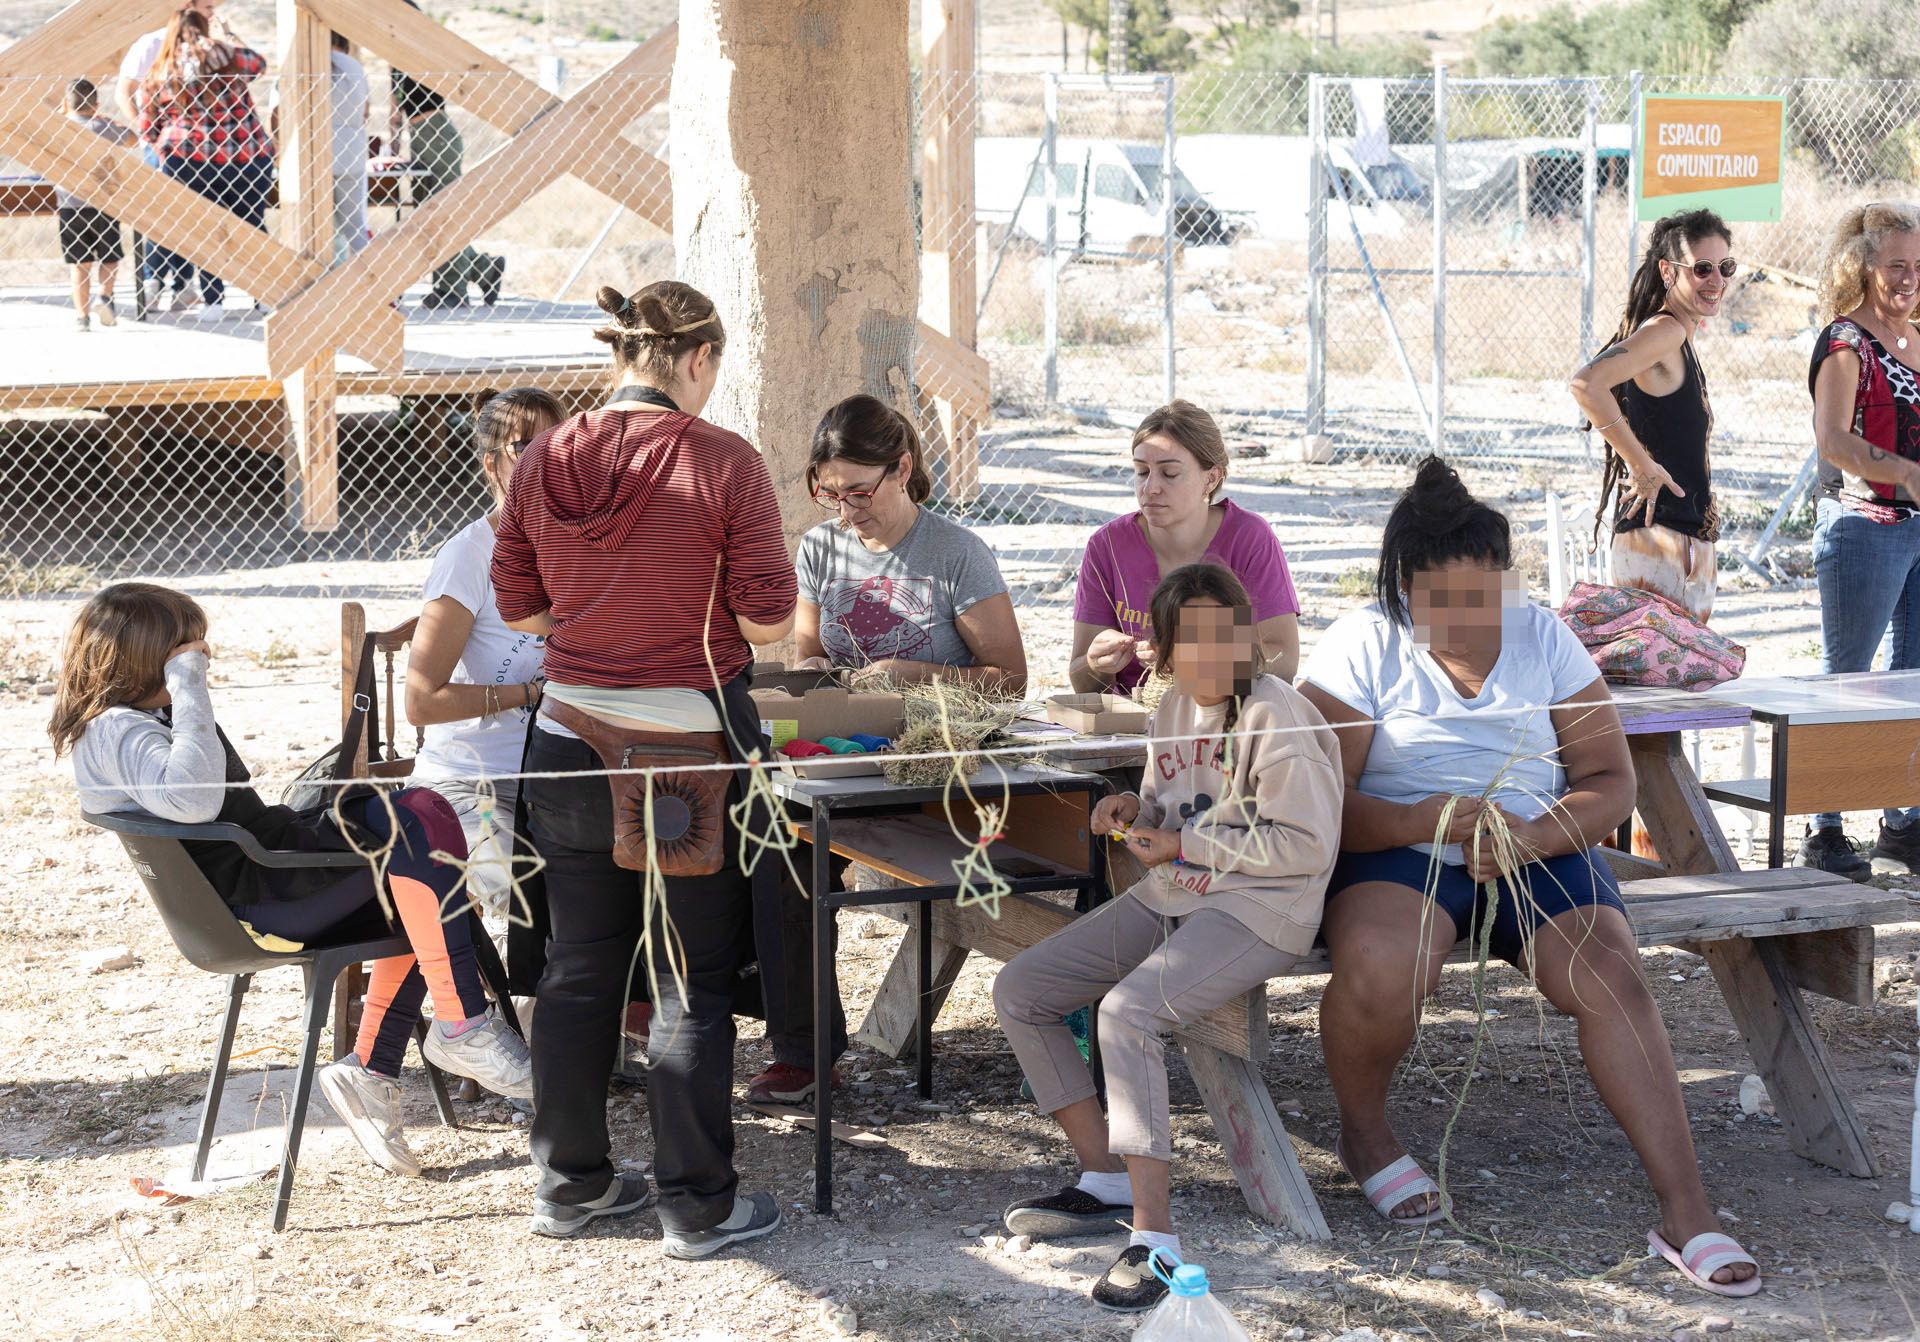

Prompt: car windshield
[1130,160,1201,203]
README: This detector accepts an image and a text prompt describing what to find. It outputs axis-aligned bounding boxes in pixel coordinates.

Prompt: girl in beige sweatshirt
[991,562,1344,1313]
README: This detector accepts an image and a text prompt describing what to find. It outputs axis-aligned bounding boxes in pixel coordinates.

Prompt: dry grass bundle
[879,678,1028,787]
[1132,668,1172,715]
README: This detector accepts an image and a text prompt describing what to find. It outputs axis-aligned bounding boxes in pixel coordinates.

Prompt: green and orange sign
[1636,94,1786,222]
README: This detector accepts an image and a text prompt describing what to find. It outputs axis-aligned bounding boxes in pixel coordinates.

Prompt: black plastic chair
[82,809,518,1231]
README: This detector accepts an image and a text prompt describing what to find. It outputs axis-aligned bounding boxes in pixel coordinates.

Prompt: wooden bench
[819,815,1907,1241]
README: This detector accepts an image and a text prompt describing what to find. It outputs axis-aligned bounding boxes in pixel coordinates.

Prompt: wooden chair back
[340,602,421,782]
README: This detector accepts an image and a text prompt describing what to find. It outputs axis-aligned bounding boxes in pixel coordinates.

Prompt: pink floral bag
[1556,582,1745,690]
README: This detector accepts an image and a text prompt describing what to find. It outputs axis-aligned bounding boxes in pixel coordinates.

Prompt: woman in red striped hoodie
[492,281,797,1254]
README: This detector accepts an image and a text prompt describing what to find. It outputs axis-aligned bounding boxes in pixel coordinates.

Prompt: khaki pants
[992,894,1297,1162]
[1612,524,1716,622]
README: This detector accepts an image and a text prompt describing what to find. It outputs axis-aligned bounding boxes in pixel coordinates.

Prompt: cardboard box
[1045,692,1150,735]
[751,686,907,779]
[748,662,843,696]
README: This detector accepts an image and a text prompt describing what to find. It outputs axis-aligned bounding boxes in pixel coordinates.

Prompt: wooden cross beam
[263,31,673,379]
[0,105,403,368]
[0,0,175,80]
[299,0,673,229]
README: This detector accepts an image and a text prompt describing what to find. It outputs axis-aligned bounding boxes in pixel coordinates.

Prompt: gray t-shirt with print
[796,508,1008,669]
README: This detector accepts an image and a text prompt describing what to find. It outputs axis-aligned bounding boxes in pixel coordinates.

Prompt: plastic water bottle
[1132,1250,1254,1342]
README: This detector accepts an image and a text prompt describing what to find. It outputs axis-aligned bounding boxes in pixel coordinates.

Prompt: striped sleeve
[720,445,798,626]
[490,464,548,622]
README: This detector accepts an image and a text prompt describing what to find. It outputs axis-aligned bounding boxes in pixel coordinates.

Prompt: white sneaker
[189,302,226,322]
[90,296,116,328]
[140,277,160,310]
[317,1056,422,1178]
[169,284,201,313]
[420,1006,533,1100]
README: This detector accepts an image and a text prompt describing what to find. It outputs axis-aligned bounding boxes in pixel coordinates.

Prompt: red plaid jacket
[141,44,274,165]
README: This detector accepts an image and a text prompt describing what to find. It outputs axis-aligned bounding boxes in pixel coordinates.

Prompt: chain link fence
[2,53,1916,600]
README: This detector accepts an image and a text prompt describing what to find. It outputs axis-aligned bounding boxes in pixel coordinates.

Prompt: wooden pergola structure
[0,0,986,530]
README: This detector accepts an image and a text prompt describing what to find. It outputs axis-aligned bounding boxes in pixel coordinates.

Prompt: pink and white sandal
[1647,1229,1762,1298]
[1335,1138,1450,1227]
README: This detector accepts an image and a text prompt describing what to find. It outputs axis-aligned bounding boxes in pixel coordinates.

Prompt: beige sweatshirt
[1129,674,1344,956]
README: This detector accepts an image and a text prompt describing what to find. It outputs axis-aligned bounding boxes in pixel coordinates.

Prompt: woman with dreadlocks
[1569,208,1734,622]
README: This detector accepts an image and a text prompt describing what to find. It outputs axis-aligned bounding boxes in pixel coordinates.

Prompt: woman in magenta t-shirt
[1069,400,1301,693]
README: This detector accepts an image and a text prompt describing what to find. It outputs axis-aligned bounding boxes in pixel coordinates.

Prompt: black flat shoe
[1002,1184,1132,1239]
[1869,818,1920,876]
[1092,1243,1170,1313]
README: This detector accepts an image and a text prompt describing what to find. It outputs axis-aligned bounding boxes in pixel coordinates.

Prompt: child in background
[57,79,135,331]
[50,582,533,1178]
[990,562,1344,1313]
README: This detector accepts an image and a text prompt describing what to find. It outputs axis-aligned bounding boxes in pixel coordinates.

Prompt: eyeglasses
[1678,258,1738,280]
[812,460,896,512]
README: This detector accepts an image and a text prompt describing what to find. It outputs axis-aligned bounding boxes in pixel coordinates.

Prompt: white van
[975,137,1234,257]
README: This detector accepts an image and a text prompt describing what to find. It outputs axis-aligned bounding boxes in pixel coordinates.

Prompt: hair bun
[1407,454,1473,517]
[595,286,631,321]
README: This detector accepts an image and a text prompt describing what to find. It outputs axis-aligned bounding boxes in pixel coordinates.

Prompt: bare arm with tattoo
[1812,349,1920,492]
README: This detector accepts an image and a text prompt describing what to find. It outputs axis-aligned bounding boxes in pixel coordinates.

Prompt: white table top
[1707,669,1920,726]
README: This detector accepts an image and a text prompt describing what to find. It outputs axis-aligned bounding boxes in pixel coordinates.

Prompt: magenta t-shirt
[1071,497,1300,692]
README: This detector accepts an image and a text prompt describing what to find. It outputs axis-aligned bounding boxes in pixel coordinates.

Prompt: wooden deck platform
[0,285,610,413]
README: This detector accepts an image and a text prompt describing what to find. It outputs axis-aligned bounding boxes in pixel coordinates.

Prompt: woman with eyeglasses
[792,393,1026,692]
[1569,209,1734,621]
[753,393,1027,1110]
[405,387,563,924]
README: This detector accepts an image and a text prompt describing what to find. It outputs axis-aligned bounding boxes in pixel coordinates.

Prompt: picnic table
[788,680,1909,1239]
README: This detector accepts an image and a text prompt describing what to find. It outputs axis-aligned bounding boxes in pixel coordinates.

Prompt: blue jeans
[139,143,189,292]
[160,154,273,307]
[1812,497,1920,829]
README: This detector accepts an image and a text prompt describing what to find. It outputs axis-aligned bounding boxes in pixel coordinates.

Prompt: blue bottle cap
[1168,1263,1209,1298]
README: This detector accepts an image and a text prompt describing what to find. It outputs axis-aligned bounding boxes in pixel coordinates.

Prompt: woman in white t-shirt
[405,388,562,917]
[1298,457,1760,1299]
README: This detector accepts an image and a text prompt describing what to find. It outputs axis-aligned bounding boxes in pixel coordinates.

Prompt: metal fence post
[1430,64,1447,456]
[1626,69,1642,290]
[1580,79,1599,361]
[1306,73,1327,442]
[1161,73,1176,405]
[1043,72,1059,407]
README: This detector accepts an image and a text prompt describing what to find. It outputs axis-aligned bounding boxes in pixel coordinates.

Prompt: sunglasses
[812,459,897,512]
[1675,258,1738,280]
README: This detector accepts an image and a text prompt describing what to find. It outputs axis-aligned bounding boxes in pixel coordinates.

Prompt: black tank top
[1613,337,1718,541]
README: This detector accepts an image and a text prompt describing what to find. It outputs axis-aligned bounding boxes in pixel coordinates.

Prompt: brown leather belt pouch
[544,700,730,877]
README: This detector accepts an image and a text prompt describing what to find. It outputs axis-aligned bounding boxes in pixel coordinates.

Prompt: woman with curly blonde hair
[1798,202,1920,878]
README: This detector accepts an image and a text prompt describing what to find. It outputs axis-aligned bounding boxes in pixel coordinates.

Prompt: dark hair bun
[595,286,630,320]
[1406,455,1475,518]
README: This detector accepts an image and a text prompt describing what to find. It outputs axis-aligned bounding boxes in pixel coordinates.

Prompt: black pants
[768,863,849,1069]
[522,728,756,1232]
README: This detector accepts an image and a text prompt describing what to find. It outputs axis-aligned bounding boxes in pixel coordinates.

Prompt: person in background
[57,79,135,332]
[405,388,562,922]
[1569,208,1732,622]
[51,583,531,1179]
[1800,202,1920,878]
[118,0,218,312]
[493,281,795,1253]
[266,31,370,268]
[139,5,273,320]
[391,0,503,308]
[1069,400,1300,695]
[753,392,1027,1107]
[1297,457,1759,1299]
[993,562,1342,1313]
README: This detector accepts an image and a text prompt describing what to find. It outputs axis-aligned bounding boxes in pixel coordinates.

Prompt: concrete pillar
[672,0,917,551]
